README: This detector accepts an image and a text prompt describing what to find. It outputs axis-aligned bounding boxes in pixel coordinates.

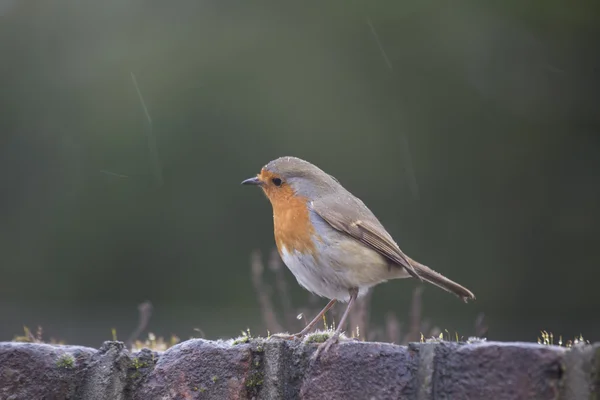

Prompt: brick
[260,339,310,399]
[432,341,565,400]
[77,341,132,400]
[561,343,597,399]
[133,339,253,400]
[299,340,418,400]
[0,342,96,400]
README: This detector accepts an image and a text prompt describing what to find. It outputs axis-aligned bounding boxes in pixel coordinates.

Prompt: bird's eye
[272,178,282,187]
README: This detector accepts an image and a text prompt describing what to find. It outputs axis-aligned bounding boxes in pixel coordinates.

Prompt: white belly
[279,241,398,302]
[279,247,356,301]
[277,211,409,302]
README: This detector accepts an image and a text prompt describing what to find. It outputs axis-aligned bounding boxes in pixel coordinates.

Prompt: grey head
[262,156,343,200]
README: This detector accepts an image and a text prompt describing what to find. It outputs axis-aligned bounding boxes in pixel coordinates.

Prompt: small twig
[385,312,401,344]
[268,248,295,330]
[251,250,283,333]
[475,312,488,338]
[126,301,153,348]
[403,286,424,344]
[421,318,432,339]
[35,326,43,342]
[349,290,372,339]
[193,328,206,339]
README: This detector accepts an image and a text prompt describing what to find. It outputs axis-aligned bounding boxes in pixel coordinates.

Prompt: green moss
[128,356,152,382]
[244,340,266,397]
[131,357,148,370]
[56,354,75,369]
[245,371,264,388]
[305,332,331,344]
[232,336,250,345]
[232,328,255,345]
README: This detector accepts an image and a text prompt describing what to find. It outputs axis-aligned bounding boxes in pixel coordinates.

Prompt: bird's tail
[408,257,475,303]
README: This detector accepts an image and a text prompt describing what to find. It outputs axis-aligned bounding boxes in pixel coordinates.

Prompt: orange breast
[264,185,319,257]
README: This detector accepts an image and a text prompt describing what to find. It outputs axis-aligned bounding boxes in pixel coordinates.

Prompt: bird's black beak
[241,176,263,186]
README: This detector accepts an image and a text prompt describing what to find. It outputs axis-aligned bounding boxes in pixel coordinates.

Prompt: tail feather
[408,258,475,303]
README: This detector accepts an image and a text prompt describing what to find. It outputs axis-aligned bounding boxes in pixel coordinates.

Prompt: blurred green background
[1,0,599,347]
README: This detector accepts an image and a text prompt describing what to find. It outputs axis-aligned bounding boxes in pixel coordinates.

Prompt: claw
[311,333,340,361]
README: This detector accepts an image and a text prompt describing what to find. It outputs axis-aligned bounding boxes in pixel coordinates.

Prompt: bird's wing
[310,196,421,280]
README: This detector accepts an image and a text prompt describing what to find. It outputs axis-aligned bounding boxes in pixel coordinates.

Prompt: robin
[242,156,475,357]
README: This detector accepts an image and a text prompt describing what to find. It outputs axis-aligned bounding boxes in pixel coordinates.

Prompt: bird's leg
[269,299,337,340]
[295,299,338,336]
[312,288,358,360]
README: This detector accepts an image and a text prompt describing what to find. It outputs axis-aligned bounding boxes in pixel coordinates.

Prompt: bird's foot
[311,331,341,361]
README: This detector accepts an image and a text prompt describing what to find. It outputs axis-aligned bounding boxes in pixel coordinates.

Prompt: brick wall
[0,338,598,399]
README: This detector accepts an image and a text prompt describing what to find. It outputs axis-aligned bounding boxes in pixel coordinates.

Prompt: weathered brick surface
[132,339,254,400]
[431,341,565,400]
[299,341,417,400]
[595,345,600,399]
[560,343,600,400]
[0,339,597,400]
[77,341,131,400]
[260,339,310,399]
[0,342,96,400]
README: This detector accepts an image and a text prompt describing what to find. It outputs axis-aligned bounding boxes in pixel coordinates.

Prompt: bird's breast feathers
[276,210,403,301]
[272,193,319,256]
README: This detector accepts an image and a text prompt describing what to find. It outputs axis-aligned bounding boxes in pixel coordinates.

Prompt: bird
[241,156,475,358]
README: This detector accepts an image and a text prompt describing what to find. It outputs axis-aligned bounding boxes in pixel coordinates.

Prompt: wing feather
[311,198,421,280]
